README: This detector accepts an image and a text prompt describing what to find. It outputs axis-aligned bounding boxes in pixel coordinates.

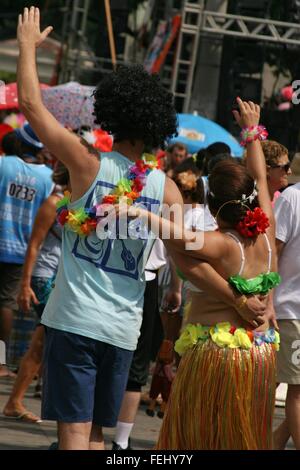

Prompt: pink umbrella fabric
[41,82,96,129]
[0,82,49,110]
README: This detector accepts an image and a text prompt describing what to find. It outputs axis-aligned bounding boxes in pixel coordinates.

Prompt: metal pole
[104,0,117,70]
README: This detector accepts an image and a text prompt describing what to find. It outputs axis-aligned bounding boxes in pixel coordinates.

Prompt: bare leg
[58,422,92,450]
[89,424,105,450]
[119,391,141,423]
[273,419,290,450]
[285,384,300,449]
[0,306,14,341]
[0,306,16,377]
[3,326,44,420]
[273,382,290,449]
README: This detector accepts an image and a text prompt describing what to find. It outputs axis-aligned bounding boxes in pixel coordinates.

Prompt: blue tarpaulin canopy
[169,113,243,157]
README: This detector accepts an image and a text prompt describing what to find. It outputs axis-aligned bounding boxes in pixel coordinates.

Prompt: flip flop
[3,411,42,423]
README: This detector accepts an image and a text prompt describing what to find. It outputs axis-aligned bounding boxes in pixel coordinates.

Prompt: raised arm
[233,98,274,228]
[17,7,99,200]
[18,194,59,312]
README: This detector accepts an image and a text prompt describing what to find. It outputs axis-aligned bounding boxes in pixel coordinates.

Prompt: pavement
[0,376,161,450]
[0,376,296,450]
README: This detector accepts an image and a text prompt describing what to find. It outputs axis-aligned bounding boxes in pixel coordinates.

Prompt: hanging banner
[144,15,181,74]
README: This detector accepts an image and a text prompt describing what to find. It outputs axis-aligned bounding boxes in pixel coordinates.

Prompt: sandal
[3,410,42,423]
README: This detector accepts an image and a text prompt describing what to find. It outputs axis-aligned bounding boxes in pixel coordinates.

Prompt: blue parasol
[170,113,243,157]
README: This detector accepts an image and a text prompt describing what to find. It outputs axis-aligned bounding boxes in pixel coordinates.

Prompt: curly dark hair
[93,65,178,149]
[207,160,258,226]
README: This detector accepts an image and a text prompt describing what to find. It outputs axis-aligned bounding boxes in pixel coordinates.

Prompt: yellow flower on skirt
[175,324,210,356]
[210,322,233,348]
[232,328,252,349]
[174,321,280,356]
[211,323,252,349]
[273,330,280,351]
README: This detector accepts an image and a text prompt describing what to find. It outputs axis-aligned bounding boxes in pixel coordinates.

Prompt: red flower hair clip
[236,207,270,238]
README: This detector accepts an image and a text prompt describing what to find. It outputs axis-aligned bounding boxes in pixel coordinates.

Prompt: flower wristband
[240,125,268,147]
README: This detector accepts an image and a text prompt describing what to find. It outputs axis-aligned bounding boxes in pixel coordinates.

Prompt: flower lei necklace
[56,153,159,236]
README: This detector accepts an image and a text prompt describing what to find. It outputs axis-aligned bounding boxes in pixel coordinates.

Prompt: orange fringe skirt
[156,339,276,450]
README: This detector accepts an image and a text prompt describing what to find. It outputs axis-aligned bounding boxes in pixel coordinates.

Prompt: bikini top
[226,232,281,295]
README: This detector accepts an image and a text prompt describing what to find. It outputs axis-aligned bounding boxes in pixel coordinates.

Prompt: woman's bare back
[186,229,275,331]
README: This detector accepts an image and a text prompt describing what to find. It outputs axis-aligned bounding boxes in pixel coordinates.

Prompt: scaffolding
[171,2,300,112]
[202,10,300,45]
[170,1,204,112]
[59,0,91,83]
[59,0,300,111]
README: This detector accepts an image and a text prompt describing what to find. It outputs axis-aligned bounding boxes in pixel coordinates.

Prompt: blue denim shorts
[42,327,133,427]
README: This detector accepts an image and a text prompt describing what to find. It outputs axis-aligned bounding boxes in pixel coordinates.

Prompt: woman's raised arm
[233,98,274,228]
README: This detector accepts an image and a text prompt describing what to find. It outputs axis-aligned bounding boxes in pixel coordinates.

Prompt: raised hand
[233,97,260,129]
[17,6,53,48]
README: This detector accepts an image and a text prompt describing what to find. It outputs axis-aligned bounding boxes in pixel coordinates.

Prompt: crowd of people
[0,7,300,450]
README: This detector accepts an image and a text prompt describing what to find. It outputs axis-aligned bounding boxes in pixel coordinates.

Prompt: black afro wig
[93,64,178,150]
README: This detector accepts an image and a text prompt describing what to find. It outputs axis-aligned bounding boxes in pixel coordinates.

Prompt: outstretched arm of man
[17,7,99,200]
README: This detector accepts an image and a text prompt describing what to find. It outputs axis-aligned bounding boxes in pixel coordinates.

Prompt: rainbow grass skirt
[156,323,278,450]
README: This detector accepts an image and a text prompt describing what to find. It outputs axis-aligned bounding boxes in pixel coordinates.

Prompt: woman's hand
[17,6,53,48]
[235,294,267,327]
[17,285,39,313]
[162,289,182,313]
[233,97,260,129]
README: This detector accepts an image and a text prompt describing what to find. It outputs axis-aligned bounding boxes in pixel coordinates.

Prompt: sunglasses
[269,162,291,173]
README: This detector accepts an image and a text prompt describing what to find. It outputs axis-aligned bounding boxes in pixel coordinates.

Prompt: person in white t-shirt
[273,183,300,450]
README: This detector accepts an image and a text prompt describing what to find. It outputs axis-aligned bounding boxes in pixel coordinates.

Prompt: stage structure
[59,0,300,113]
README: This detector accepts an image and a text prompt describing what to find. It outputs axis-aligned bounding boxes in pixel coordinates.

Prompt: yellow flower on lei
[143,153,159,168]
[114,178,132,197]
[66,209,88,232]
